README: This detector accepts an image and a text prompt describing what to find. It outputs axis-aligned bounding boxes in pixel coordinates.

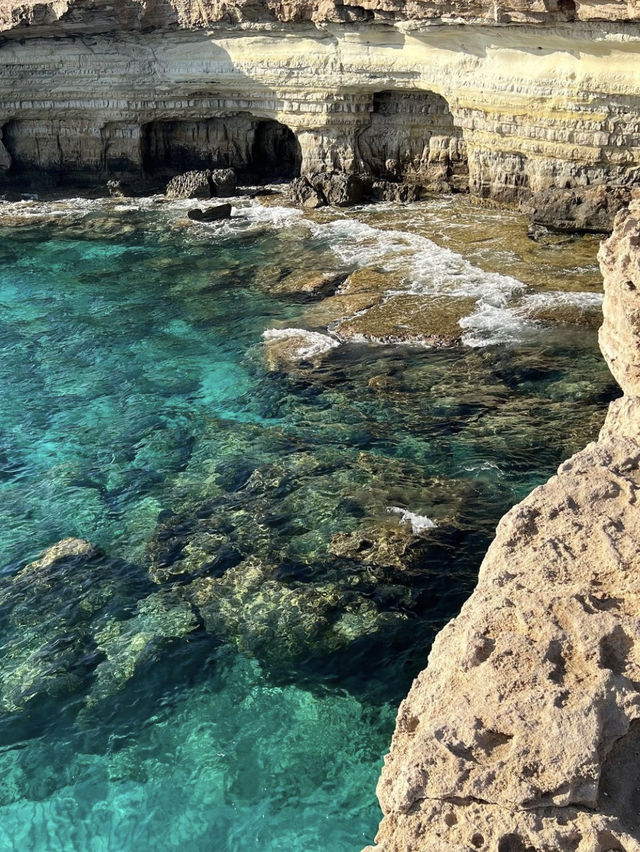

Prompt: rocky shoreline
[365,202,640,851]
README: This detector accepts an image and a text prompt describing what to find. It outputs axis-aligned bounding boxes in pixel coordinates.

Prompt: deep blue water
[0,196,616,850]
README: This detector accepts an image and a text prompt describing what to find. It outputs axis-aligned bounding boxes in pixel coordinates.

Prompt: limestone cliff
[366,201,640,851]
[1,2,640,227]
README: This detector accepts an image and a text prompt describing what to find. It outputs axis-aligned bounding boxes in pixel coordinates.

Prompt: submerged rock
[145,449,469,675]
[0,539,148,714]
[88,590,199,707]
[261,327,340,370]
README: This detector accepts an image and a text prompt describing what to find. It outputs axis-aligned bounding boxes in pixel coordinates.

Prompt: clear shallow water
[0,195,618,851]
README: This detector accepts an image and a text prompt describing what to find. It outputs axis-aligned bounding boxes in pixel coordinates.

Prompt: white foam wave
[307,217,525,300]
[307,216,531,347]
[388,506,438,534]
[519,291,603,311]
[262,327,340,360]
[239,202,304,229]
[459,303,540,348]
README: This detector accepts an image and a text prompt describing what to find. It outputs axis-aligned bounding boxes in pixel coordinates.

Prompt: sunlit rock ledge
[0,8,640,228]
[365,203,640,851]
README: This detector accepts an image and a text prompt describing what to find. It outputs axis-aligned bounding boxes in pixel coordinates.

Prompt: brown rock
[526,185,637,234]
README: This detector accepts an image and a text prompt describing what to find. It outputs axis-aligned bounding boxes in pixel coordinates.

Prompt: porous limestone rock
[366,201,640,850]
[165,170,215,199]
[599,201,640,397]
[0,0,630,35]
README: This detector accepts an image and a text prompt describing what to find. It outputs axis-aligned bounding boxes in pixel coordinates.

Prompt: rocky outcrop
[527,186,640,234]
[165,168,237,199]
[366,202,640,850]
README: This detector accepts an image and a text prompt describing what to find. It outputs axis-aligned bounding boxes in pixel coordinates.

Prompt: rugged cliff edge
[1,1,640,230]
[366,202,640,851]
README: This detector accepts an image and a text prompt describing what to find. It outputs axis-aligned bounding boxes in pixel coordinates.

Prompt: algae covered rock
[145,448,469,675]
[88,590,199,706]
[334,295,476,347]
[0,539,140,713]
[0,537,204,716]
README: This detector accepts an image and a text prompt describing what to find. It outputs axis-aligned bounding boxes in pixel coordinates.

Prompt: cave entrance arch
[141,116,301,182]
[357,90,468,191]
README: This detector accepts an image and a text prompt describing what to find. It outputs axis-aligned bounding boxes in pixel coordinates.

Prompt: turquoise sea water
[0,196,617,850]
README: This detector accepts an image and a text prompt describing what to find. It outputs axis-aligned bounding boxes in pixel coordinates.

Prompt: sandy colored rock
[599,200,640,397]
[334,295,476,347]
[0,15,639,230]
[339,268,393,295]
[524,303,602,328]
[366,202,640,850]
[0,0,631,36]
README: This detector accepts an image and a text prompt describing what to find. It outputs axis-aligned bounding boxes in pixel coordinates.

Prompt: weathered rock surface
[527,185,639,234]
[334,295,475,347]
[366,203,640,849]
[0,0,633,35]
[289,172,370,208]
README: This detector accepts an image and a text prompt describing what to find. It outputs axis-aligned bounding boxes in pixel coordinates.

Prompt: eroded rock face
[366,202,640,850]
[599,201,640,397]
[0,0,630,35]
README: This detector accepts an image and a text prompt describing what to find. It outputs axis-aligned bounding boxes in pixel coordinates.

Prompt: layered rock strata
[0,4,640,225]
[366,203,640,850]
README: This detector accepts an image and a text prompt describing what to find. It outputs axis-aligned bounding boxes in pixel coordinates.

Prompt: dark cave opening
[141,116,301,181]
[252,120,302,180]
[357,89,468,191]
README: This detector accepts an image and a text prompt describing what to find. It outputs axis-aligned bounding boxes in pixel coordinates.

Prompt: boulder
[210,168,237,197]
[165,170,213,199]
[289,171,371,207]
[371,181,423,203]
[187,203,232,222]
[526,185,639,233]
[106,178,131,198]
